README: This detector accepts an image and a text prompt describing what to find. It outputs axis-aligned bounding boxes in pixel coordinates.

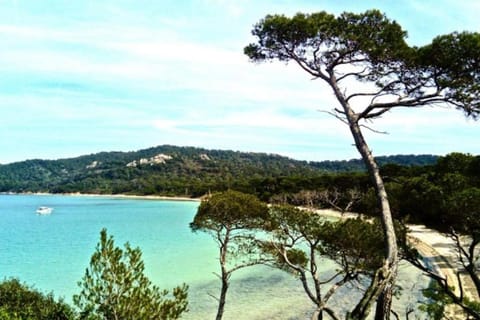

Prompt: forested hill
[0,145,437,197]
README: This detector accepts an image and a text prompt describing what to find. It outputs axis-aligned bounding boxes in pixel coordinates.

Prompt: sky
[0,0,479,164]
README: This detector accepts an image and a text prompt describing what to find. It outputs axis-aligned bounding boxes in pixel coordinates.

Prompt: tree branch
[318,109,349,125]
[323,306,342,320]
[323,273,352,303]
[337,66,369,83]
[359,123,388,134]
[286,46,329,81]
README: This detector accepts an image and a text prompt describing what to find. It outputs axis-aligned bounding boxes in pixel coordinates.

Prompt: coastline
[308,206,474,315]
[4,192,201,202]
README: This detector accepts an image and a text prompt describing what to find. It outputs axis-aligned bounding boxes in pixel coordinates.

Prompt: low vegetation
[0,278,75,320]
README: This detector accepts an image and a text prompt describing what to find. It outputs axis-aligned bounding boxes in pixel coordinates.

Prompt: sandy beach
[19,192,201,202]
[311,208,478,318]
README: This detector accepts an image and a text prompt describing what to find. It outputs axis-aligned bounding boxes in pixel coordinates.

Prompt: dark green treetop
[191,190,269,233]
[74,229,188,320]
[0,278,75,320]
[245,10,480,120]
[190,190,269,320]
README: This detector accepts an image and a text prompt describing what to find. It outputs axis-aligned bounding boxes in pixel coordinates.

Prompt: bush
[0,278,75,320]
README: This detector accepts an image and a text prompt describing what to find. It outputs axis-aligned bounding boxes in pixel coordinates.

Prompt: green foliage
[371,153,480,231]
[268,205,325,240]
[266,206,386,273]
[442,187,480,238]
[190,191,269,320]
[245,10,409,66]
[262,205,323,272]
[320,218,385,272]
[418,32,480,116]
[245,9,411,82]
[191,190,269,233]
[74,229,188,320]
[419,281,452,320]
[435,152,473,175]
[0,278,75,320]
[0,144,437,198]
[191,190,270,269]
[246,10,480,119]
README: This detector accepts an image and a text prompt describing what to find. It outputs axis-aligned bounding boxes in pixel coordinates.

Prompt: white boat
[36,206,53,215]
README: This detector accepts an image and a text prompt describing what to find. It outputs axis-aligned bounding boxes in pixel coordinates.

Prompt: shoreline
[308,206,475,313]
[2,192,201,202]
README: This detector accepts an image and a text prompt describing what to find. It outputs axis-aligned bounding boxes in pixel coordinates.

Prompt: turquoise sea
[0,194,427,319]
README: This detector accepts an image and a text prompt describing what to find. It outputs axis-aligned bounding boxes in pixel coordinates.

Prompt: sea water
[0,195,427,319]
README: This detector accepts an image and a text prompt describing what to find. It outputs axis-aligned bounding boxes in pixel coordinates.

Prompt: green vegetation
[0,145,436,197]
[1,152,480,318]
[245,8,480,318]
[391,153,480,318]
[74,229,188,320]
[190,191,269,320]
[259,206,387,320]
[0,230,189,320]
[1,4,479,320]
[0,278,75,320]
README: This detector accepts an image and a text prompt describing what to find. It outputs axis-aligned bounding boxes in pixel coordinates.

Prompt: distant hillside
[311,154,439,172]
[0,145,438,197]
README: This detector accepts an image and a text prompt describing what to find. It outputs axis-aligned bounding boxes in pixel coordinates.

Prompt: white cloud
[1,0,480,163]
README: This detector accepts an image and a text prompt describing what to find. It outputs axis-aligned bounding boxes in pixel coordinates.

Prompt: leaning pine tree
[245,9,480,320]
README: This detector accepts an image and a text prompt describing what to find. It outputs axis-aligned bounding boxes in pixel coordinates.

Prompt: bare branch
[451,230,469,269]
[323,307,342,320]
[228,260,264,273]
[359,107,394,120]
[323,273,352,303]
[336,66,369,83]
[390,309,400,320]
[455,270,465,301]
[318,271,344,285]
[207,292,220,302]
[318,109,349,125]
[346,79,403,104]
[346,91,382,103]
[287,47,329,81]
[359,123,389,134]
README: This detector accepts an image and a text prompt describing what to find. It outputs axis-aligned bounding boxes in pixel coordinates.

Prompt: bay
[0,194,428,319]
[0,194,313,319]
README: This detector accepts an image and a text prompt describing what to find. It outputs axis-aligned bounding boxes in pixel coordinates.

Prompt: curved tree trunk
[216,229,231,320]
[330,75,398,320]
[216,270,229,320]
[349,120,398,320]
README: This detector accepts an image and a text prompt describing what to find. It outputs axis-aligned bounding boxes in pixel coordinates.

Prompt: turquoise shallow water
[0,194,427,319]
[0,195,314,319]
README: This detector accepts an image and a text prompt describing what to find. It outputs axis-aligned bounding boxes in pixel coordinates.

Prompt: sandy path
[313,209,478,315]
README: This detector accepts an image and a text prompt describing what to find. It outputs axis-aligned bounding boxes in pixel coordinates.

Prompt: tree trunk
[215,229,231,320]
[349,119,398,320]
[466,240,480,298]
[346,265,390,320]
[374,286,393,320]
[216,271,229,320]
[330,75,398,319]
[466,263,480,298]
[311,308,323,320]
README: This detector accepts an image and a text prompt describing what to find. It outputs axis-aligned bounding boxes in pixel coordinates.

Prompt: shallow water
[0,194,427,319]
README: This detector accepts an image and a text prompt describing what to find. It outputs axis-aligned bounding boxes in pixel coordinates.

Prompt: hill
[0,145,438,197]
